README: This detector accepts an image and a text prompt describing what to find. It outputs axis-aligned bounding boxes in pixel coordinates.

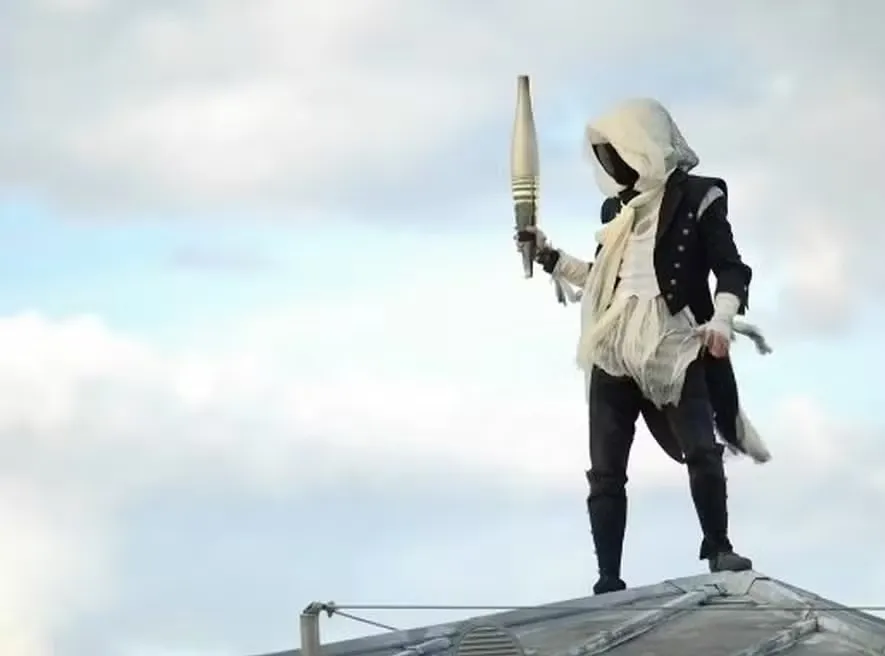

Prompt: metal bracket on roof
[569,584,724,656]
[392,637,454,656]
[300,601,336,656]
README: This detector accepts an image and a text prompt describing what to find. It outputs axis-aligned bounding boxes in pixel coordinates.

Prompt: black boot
[709,550,753,573]
[587,494,628,594]
[593,574,627,595]
[688,454,753,573]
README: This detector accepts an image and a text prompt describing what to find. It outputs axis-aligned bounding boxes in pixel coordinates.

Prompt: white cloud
[4,0,883,328]
[0,259,685,500]
[0,479,109,656]
[0,251,882,653]
[1,0,877,212]
[663,10,885,326]
[0,290,631,653]
[777,221,858,333]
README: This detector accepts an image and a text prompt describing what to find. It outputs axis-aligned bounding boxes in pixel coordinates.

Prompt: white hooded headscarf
[585,98,699,196]
[577,99,699,357]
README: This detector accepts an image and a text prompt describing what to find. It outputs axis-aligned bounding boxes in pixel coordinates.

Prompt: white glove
[706,293,740,337]
[699,293,740,358]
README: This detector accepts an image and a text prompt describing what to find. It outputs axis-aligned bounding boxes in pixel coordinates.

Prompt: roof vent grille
[453,624,525,656]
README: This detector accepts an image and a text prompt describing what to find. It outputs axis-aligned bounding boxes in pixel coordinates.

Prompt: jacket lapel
[655,171,685,244]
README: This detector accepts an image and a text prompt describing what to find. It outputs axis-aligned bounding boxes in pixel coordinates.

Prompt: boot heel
[593,575,627,595]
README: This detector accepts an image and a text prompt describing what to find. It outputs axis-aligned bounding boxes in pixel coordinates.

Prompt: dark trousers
[585,358,731,574]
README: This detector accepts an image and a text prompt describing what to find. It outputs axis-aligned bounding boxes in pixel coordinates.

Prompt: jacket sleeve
[698,184,752,314]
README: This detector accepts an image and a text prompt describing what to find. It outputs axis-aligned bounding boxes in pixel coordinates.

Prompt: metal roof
[265,571,885,656]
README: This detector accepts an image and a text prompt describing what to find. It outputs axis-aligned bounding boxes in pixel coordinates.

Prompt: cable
[329,609,401,633]
[319,600,885,637]
[331,602,885,614]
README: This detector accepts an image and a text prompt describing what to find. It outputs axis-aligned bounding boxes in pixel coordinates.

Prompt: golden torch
[510,75,540,279]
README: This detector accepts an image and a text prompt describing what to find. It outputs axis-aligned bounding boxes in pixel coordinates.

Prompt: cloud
[3,0,574,214]
[0,299,662,655]
[0,1,873,215]
[0,252,883,654]
[0,241,697,652]
[0,256,685,503]
[0,478,110,656]
[4,0,884,328]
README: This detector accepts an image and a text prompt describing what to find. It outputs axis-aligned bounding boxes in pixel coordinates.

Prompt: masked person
[517,98,771,595]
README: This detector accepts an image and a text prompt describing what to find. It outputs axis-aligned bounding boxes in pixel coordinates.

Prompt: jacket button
[669,279,677,286]
[682,228,690,235]
[666,293,673,300]
[674,262,681,269]
[688,212,695,219]
[677,244,685,251]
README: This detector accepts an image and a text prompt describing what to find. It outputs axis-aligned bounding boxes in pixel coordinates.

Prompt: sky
[1,0,884,654]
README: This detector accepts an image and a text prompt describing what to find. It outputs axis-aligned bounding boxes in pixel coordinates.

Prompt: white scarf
[574,186,665,371]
